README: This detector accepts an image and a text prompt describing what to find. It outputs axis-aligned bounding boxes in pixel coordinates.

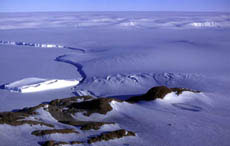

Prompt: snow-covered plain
[0,12,230,146]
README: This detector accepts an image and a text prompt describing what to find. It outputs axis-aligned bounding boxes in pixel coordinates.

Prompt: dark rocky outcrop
[32,129,78,136]
[68,98,121,116]
[47,96,93,122]
[0,95,135,145]
[0,120,54,127]
[41,140,69,146]
[87,129,135,144]
[41,140,83,146]
[0,86,200,145]
[16,104,45,115]
[49,96,92,107]
[70,141,83,144]
[46,97,116,131]
[48,104,75,123]
[126,86,200,103]
[0,106,53,127]
[40,129,135,145]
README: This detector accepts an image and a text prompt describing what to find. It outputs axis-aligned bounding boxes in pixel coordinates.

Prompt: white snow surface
[4,78,79,93]
[0,12,230,146]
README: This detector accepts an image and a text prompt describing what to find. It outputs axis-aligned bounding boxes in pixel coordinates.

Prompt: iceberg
[4,78,79,93]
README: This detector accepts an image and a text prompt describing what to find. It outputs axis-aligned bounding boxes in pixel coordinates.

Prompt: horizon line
[0,10,230,13]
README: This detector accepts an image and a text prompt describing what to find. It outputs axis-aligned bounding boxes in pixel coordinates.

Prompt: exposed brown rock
[68,98,119,116]
[87,129,135,144]
[42,97,117,132]
[49,96,92,107]
[0,104,45,124]
[0,112,28,123]
[56,142,69,145]
[70,141,83,144]
[6,120,54,127]
[59,120,90,126]
[41,140,83,146]
[32,129,78,136]
[0,110,53,127]
[47,96,94,122]
[17,104,45,115]
[126,86,200,103]
[48,105,75,123]
[0,86,201,146]
[41,140,55,146]
[41,140,68,146]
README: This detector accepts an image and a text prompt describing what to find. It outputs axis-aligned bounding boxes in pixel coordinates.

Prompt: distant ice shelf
[0,40,86,53]
[0,40,64,48]
[3,78,79,93]
[190,22,218,28]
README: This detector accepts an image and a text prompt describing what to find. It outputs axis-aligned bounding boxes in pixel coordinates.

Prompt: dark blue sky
[0,0,229,12]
